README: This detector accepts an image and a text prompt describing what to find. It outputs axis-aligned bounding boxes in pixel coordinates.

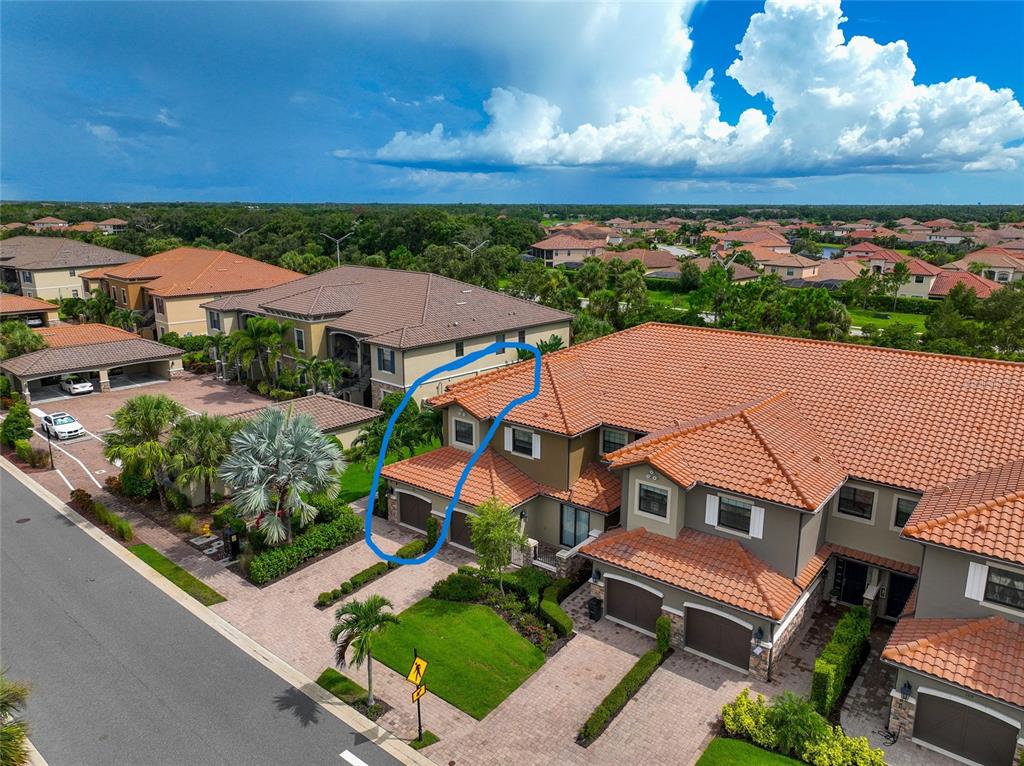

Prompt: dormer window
[453,419,474,447]
[601,428,628,455]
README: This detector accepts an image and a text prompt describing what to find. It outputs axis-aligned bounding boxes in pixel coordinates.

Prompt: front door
[838,560,869,605]
[884,573,916,619]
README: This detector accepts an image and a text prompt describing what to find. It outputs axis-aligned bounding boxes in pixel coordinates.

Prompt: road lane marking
[340,751,370,766]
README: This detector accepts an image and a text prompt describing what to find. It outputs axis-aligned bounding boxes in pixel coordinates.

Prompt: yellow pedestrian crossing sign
[412,684,426,703]
[406,656,428,685]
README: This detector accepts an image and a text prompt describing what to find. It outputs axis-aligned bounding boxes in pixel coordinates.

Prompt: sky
[2,0,1023,204]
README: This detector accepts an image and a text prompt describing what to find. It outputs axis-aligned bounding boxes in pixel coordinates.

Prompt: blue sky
[2,1,1022,204]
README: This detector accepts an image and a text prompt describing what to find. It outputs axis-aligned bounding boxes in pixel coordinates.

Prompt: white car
[59,375,94,395]
[41,412,85,440]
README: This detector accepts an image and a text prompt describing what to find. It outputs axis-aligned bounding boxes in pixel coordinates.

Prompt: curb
[1,458,437,766]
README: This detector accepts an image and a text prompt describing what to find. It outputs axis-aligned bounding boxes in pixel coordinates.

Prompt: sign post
[406,648,428,742]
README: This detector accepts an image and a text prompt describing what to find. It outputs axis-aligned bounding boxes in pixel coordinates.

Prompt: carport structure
[0,323,183,404]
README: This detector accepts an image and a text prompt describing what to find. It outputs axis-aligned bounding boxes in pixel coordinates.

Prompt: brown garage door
[450,511,473,549]
[605,578,662,633]
[398,493,431,531]
[914,693,1018,766]
[685,608,750,671]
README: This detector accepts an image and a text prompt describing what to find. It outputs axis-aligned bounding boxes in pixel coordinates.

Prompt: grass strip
[129,543,226,606]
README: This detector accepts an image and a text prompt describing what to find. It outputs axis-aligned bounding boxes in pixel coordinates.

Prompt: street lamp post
[321,221,360,268]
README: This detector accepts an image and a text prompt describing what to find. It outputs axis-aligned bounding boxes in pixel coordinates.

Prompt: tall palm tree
[83,288,116,324]
[219,408,343,544]
[296,357,325,394]
[104,394,187,515]
[169,414,240,507]
[227,317,277,380]
[0,669,31,766]
[318,358,350,395]
[330,595,400,706]
[263,319,297,384]
[109,307,143,333]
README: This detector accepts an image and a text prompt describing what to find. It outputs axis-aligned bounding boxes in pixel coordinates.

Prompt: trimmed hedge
[248,511,361,585]
[656,615,672,654]
[810,606,871,716]
[578,649,664,743]
[392,538,426,564]
[539,583,573,637]
[315,538,428,607]
[838,293,938,315]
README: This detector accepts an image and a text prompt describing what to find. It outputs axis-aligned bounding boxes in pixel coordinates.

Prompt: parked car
[41,412,85,440]
[59,375,94,395]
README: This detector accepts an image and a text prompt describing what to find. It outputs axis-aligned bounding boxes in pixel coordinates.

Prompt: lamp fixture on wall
[900,681,912,701]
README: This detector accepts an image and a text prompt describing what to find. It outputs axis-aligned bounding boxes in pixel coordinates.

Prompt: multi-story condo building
[0,236,140,300]
[381,323,1024,766]
[201,266,573,407]
[80,247,301,340]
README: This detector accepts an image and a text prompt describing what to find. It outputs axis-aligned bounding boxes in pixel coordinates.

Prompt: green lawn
[316,668,367,704]
[847,307,927,332]
[647,286,690,309]
[409,731,440,750]
[696,738,802,766]
[339,439,440,503]
[372,598,545,719]
[129,544,226,606]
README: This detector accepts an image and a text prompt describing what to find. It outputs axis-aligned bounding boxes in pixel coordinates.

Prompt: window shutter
[504,427,512,451]
[531,433,541,459]
[750,506,765,539]
[965,561,988,601]
[705,495,719,526]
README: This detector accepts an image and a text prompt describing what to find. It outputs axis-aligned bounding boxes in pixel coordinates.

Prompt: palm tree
[109,307,143,333]
[330,595,400,706]
[319,359,350,395]
[169,414,240,507]
[104,394,187,515]
[296,357,325,394]
[83,288,116,324]
[263,319,297,384]
[227,317,277,381]
[0,670,31,766]
[219,408,343,544]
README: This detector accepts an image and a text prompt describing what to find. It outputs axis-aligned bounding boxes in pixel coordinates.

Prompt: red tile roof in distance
[0,294,59,315]
[35,323,137,348]
[545,463,621,514]
[429,323,1024,493]
[930,271,1003,299]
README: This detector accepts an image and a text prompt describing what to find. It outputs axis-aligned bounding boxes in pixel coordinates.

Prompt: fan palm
[330,595,400,706]
[83,288,116,324]
[227,317,278,380]
[169,414,241,507]
[219,408,343,544]
[0,670,31,766]
[103,394,187,515]
[109,307,143,332]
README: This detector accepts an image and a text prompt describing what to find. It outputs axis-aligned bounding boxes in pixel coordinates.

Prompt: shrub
[308,493,350,523]
[539,584,573,637]
[173,513,196,533]
[166,486,189,513]
[69,488,93,511]
[269,388,295,401]
[425,515,439,549]
[350,562,389,588]
[811,606,871,716]
[317,591,335,608]
[256,381,271,396]
[769,692,830,758]
[801,726,885,766]
[506,566,554,609]
[211,504,237,530]
[339,580,353,595]
[105,474,123,495]
[246,511,362,585]
[121,467,155,499]
[14,439,32,463]
[27,446,50,468]
[430,571,485,602]
[111,516,134,542]
[393,538,425,562]
[722,689,779,751]
[655,615,672,654]
[0,375,10,399]
[1,401,33,447]
[578,649,662,742]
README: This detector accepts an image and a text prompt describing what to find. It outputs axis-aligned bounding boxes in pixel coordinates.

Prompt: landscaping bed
[130,543,226,606]
[315,668,391,722]
[315,539,427,608]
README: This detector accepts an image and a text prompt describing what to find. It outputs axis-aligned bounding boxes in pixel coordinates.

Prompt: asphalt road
[1,467,403,766]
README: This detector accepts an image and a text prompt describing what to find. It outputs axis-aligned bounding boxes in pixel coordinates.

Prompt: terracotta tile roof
[842,242,889,255]
[31,216,66,225]
[900,582,918,618]
[203,266,571,350]
[430,323,1024,493]
[902,459,1024,565]
[531,235,603,251]
[0,236,140,270]
[903,257,943,277]
[922,218,956,228]
[944,248,1024,272]
[763,253,819,268]
[229,394,381,433]
[34,323,137,348]
[806,260,866,282]
[882,616,1024,707]
[84,247,301,298]
[582,527,803,619]
[0,294,58,315]
[381,445,541,508]
[929,271,1003,300]
[98,218,128,225]
[722,243,791,263]
[545,463,621,514]
[605,392,845,510]
[690,257,758,281]
[597,249,678,270]
[794,543,920,590]
[708,228,789,247]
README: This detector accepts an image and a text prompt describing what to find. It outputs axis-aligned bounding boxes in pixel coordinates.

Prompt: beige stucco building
[0,236,140,300]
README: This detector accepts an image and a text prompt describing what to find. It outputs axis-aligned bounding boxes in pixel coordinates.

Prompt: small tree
[678,259,702,292]
[468,497,527,594]
[169,414,240,507]
[0,321,46,361]
[883,262,912,310]
[1,401,33,448]
[330,595,400,706]
[0,670,31,766]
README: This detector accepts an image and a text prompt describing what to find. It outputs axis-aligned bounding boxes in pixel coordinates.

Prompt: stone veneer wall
[371,380,404,408]
[766,577,826,678]
[887,694,915,739]
[386,492,400,525]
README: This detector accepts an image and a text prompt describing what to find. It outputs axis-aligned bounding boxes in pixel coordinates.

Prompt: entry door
[560,505,589,547]
[839,560,869,605]
[884,574,916,619]
[914,693,1018,766]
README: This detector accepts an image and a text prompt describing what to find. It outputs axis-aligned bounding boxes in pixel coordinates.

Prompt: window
[208,311,221,331]
[377,347,395,373]
[985,567,1024,610]
[120,288,127,304]
[560,505,590,547]
[718,496,752,534]
[20,271,32,284]
[294,328,305,352]
[995,271,1010,283]
[914,275,925,283]
[518,329,526,343]
[785,268,794,276]
[110,285,117,299]
[455,341,465,357]
[153,297,165,315]
[453,419,474,446]
[495,333,505,354]
[837,486,874,520]
[69,268,76,277]
[71,289,79,298]
[511,427,533,456]
[601,428,628,455]
[637,483,668,518]
[893,497,917,528]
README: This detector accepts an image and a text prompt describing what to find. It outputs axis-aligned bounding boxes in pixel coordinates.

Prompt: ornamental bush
[655,615,672,654]
[14,439,32,463]
[120,466,155,500]
[350,562,389,588]
[246,511,362,585]
[69,488,93,511]
[425,515,439,549]
[539,584,573,637]
[173,513,196,533]
[578,649,663,742]
[430,571,485,602]
[769,692,830,758]
[1,401,33,447]
[811,606,872,715]
[393,538,426,562]
[722,689,779,751]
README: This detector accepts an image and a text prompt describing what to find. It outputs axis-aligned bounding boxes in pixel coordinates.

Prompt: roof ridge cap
[739,396,815,510]
[734,542,784,619]
[542,358,572,434]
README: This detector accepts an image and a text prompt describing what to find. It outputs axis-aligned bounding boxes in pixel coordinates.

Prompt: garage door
[914,693,1018,766]
[450,512,474,549]
[685,608,750,671]
[398,493,431,531]
[605,578,662,634]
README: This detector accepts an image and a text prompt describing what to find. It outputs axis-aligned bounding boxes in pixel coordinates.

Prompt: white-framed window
[208,311,221,331]
[504,426,539,459]
[637,482,669,519]
[836,485,874,521]
[600,428,628,455]
[985,566,1024,611]
[494,333,505,354]
[705,494,765,539]
[453,418,474,447]
[20,270,32,284]
[891,496,918,529]
[120,288,127,304]
[786,268,794,276]
[71,289,79,298]
[294,327,305,352]
[455,340,465,357]
[377,347,396,373]
[153,297,165,315]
